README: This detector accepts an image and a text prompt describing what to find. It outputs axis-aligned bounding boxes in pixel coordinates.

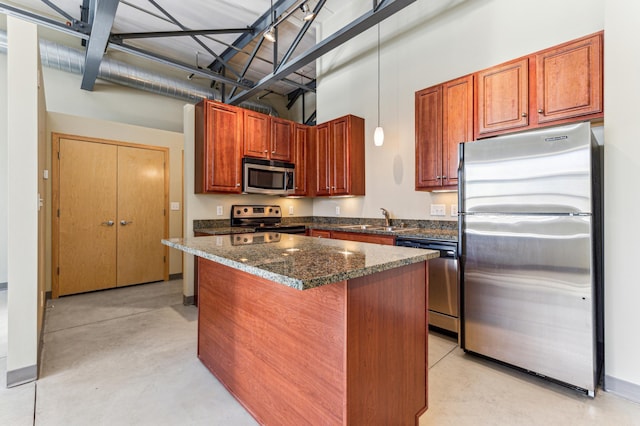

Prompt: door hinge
[57,209,60,217]
[57,266,60,275]
[164,209,166,216]
[57,151,60,159]
[163,256,166,263]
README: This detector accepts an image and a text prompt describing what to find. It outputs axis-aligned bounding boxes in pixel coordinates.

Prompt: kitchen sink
[339,224,419,232]
[340,224,378,230]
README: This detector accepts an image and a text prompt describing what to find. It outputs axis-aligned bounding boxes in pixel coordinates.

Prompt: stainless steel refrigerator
[458,122,603,396]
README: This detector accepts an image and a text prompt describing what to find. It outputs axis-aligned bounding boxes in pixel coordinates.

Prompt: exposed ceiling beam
[0,2,90,37]
[40,0,75,22]
[81,0,119,90]
[111,28,253,41]
[208,0,300,72]
[228,0,417,105]
[107,41,254,90]
[275,0,325,74]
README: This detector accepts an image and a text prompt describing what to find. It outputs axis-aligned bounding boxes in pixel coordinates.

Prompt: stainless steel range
[230,205,306,234]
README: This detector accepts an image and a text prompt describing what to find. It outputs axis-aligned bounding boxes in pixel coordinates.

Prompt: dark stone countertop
[163,233,439,290]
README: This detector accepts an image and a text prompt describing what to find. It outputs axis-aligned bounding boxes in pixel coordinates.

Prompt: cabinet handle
[101,220,115,226]
[442,176,447,179]
[236,183,241,187]
[436,176,442,179]
[538,109,544,114]
[326,186,330,190]
[521,112,527,117]
[271,150,276,154]
[263,150,268,153]
[120,220,133,226]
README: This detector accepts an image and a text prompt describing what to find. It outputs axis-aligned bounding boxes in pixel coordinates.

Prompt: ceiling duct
[0,30,277,116]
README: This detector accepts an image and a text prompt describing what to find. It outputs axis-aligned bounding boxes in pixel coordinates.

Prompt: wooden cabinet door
[330,117,350,195]
[415,85,442,189]
[243,109,270,159]
[330,231,395,245]
[313,123,331,196]
[308,229,331,238]
[271,117,294,162]
[476,58,529,136]
[442,75,473,188]
[536,33,602,124]
[196,101,243,193]
[292,124,309,196]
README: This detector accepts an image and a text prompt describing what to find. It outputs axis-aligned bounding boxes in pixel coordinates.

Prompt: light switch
[216,206,223,216]
[335,206,340,215]
[289,206,294,215]
[170,202,180,211]
[451,204,458,216]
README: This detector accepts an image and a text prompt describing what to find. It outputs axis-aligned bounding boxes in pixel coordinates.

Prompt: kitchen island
[163,233,438,425]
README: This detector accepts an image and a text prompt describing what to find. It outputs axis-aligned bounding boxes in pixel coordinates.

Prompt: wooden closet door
[58,138,118,296]
[116,146,166,287]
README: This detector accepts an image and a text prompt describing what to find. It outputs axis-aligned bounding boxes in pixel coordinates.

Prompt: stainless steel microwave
[242,158,295,195]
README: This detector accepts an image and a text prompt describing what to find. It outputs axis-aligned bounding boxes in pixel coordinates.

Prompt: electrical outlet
[430,204,446,216]
[289,205,294,215]
[335,206,340,215]
[451,204,458,216]
[216,205,223,216]
[170,202,180,211]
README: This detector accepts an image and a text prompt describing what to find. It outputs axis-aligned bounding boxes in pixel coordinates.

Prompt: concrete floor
[1,280,640,425]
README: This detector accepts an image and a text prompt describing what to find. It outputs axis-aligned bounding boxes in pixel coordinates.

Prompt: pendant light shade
[374,23,383,147]
[374,126,384,146]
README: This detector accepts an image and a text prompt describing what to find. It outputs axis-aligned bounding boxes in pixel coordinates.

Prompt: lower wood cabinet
[308,229,395,245]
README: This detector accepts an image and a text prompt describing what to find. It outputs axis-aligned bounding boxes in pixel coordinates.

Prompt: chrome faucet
[380,208,391,227]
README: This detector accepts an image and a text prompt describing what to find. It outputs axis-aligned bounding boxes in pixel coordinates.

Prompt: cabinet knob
[538,109,544,114]
[101,220,115,226]
[436,176,442,179]
[263,150,268,153]
[326,186,330,190]
[442,176,447,179]
[521,112,527,117]
[120,220,133,226]
[271,150,276,154]
[236,183,241,187]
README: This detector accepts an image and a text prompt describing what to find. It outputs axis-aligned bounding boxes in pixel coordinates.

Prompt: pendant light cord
[377,23,380,127]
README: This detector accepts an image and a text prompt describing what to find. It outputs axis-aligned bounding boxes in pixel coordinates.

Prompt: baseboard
[604,374,640,403]
[6,364,37,388]
[183,294,195,306]
[0,282,7,290]
[169,273,183,281]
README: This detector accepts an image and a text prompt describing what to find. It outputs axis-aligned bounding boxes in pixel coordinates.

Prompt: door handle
[120,220,133,226]
[101,220,115,226]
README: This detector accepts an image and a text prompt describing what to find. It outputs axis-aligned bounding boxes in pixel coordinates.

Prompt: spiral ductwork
[0,31,277,116]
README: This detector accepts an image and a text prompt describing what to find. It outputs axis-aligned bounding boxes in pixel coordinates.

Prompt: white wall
[0,47,7,285]
[313,0,604,223]
[6,16,41,385]
[603,2,640,400]
[43,66,188,133]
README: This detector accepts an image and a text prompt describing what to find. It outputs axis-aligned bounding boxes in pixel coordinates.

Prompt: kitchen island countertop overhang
[163,232,439,290]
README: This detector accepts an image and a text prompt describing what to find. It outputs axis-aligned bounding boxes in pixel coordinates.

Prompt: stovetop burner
[230,205,306,234]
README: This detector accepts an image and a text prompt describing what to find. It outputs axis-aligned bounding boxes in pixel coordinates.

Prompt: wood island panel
[196,256,428,425]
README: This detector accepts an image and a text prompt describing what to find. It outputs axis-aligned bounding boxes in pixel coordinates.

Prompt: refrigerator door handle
[457,142,466,259]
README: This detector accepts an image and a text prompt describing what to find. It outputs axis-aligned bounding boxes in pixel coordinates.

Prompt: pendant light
[264,0,276,42]
[374,23,384,147]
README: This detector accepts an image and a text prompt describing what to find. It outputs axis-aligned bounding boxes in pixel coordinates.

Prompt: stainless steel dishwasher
[396,237,459,334]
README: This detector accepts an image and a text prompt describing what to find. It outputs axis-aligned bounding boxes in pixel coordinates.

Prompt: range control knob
[243,208,248,213]
[236,209,241,215]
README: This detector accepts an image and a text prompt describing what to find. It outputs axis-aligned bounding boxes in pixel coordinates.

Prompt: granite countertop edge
[163,238,438,290]
[195,222,457,241]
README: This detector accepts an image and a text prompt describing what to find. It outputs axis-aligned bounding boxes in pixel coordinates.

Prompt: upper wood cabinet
[416,75,473,191]
[243,110,293,162]
[475,31,603,138]
[535,33,602,124]
[291,123,310,196]
[271,117,294,162]
[195,100,243,194]
[475,58,529,136]
[312,115,365,197]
